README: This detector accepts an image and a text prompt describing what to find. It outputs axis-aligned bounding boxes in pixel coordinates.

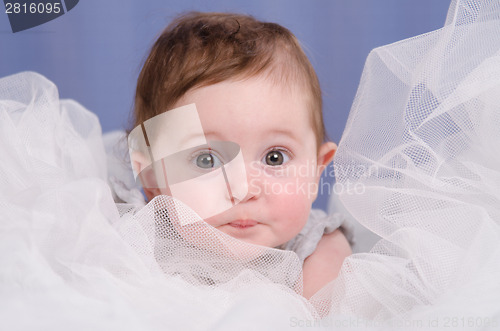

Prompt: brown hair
[132,12,325,147]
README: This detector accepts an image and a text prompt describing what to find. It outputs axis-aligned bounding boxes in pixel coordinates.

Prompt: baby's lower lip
[228,220,258,228]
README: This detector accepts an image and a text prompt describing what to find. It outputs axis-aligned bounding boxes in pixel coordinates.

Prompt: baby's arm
[302,229,352,299]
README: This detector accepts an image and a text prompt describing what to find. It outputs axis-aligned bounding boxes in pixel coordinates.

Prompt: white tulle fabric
[1,0,500,329]
[329,0,500,326]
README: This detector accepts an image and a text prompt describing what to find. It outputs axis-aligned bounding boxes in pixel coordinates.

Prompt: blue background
[0,0,451,210]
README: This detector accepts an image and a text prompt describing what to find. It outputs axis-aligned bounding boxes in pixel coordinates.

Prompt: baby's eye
[195,152,223,169]
[263,149,290,166]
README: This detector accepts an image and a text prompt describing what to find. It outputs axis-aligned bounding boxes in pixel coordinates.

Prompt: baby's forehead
[185,77,315,122]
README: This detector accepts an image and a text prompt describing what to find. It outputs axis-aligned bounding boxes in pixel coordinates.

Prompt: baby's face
[169,76,335,248]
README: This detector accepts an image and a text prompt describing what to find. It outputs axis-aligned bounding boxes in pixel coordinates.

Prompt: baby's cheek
[268,177,313,230]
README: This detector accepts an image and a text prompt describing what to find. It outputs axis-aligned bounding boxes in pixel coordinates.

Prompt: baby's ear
[130,150,149,178]
[317,142,337,175]
[130,151,163,201]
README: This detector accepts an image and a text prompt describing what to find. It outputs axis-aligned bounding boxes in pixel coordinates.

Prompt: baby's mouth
[228,219,258,229]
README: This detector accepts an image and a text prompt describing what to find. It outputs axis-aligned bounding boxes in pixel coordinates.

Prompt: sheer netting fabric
[328,0,500,327]
[0,72,315,330]
[1,0,500,330]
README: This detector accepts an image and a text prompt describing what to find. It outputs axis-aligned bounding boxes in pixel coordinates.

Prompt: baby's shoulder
[281,209,350,262]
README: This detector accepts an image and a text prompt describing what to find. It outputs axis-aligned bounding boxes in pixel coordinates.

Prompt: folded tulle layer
[332,0,500,322]
[0,72,319,330]
[1,0,500,329]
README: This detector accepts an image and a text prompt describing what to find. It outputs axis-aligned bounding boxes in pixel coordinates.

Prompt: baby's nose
[226,158,268,204]
[221,151,249,204]
[238,160,264,202]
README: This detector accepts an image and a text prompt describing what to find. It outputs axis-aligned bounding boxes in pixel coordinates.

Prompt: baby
[128,12,351,298]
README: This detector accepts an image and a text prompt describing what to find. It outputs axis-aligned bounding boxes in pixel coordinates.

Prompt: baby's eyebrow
[179,132,203,144]
[269,128,296,136]
[267,128,300,142]
[178,131,221,146]
[178,129,300,147]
